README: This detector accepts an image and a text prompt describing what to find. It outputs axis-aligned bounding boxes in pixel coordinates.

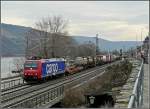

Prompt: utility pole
[0,36,1,108]
[95,34,99,66]
[141,28,143,52]
[147,32,150,63]
[0,55,1,108]
[51,34,54,58]
[96,34,99,55]
[51,34,56,58]
[136,34,138,58]
[25,32,29,58]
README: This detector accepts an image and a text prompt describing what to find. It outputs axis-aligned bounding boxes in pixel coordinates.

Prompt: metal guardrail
[128,60,144,108]
[9,85,64,108]
[1,78,25,90]
[1,75,21,81]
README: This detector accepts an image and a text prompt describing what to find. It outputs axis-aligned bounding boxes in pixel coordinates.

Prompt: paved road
[142,64,149,108]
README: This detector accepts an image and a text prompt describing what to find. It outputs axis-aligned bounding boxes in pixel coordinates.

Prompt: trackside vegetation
[61,60,133,107]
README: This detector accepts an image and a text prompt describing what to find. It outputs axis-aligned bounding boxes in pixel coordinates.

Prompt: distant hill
[0,23,142,56]
[1,23,31,56]
[73,36,141,51]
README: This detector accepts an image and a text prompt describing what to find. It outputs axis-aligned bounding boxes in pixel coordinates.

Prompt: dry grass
[62,60,133,107]
[62,88,85,107]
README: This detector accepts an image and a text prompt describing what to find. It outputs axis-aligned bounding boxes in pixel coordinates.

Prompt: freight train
[23,54,120,82]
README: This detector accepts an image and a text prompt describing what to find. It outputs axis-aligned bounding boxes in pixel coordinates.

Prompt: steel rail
[2,61,116,99]
[1,62,103,92]
[1,64,105,102]
[2,61,121,108]
[2,65,105,107]
[5,67,105,108]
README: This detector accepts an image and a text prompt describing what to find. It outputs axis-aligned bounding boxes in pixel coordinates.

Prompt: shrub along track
[61,59,133,108]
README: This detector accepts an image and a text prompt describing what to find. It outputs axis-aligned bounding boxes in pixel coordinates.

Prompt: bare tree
[46,15,68,57]
[25,15,100,59]
[47,15,68,33]
[25,15,76,59]
[25,30,30,58]
[76,41,96,57]
[35,18,49,58]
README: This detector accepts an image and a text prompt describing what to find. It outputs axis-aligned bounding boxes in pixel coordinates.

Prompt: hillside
[1,23,31,56]
[73,36,141,51]
[0,23,141,56]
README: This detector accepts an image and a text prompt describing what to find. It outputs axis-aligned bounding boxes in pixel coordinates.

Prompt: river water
[1,57,25,78]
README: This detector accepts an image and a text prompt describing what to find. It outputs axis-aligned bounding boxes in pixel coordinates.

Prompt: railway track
[1,64,102,99]
[1,62,111,94]
[2,61,121,108]
[1,65,103,103]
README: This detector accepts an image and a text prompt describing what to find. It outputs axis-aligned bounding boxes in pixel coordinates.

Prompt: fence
[1,78,25,90]
[128,60,144,108]
[8,85,64,108]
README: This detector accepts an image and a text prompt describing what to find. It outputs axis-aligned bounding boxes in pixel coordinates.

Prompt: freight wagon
[96,54,117,65]
[23,58,65,81]
[74,56,96,69]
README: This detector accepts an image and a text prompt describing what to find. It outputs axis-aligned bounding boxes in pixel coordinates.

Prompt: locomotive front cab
[23,60,42,81]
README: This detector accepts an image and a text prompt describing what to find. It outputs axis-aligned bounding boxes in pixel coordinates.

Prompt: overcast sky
[1,1,149,41]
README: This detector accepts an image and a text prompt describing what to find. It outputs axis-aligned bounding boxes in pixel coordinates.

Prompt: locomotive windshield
[24,61,38,68]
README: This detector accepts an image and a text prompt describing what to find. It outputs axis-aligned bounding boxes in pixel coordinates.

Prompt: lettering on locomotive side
[46,63,59,74]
